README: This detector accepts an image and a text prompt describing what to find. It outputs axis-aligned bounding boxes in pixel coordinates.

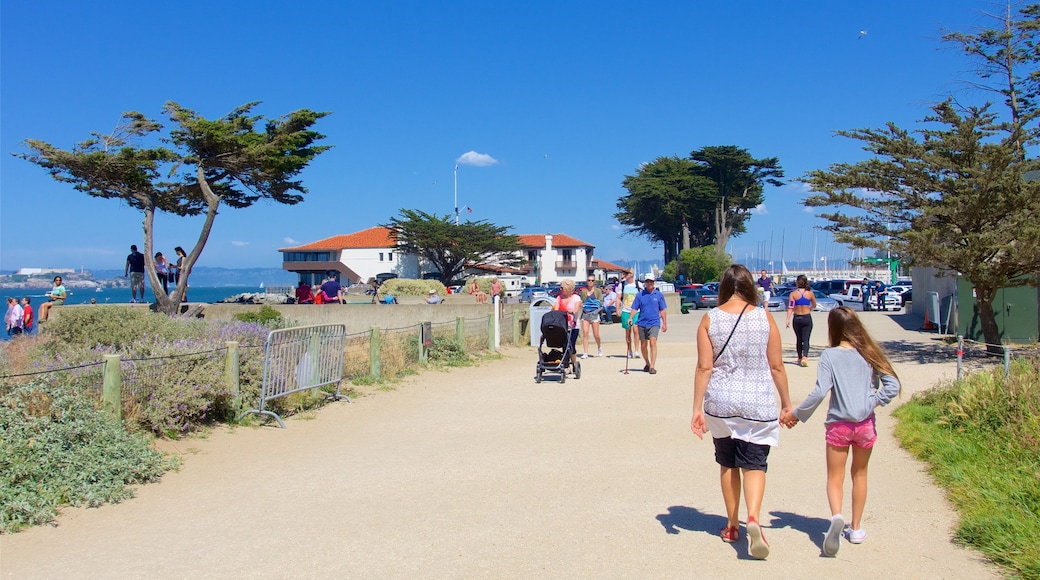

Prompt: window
[388,252,393,261]
[379,252,384,261]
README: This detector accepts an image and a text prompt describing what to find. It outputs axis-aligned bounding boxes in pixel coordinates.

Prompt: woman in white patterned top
[691,264,792,560]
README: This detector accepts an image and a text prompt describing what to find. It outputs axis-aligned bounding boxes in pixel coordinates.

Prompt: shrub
[234,305,285,327]
[894,356,1040,578]
[377,278,445,298]
[0,381,173,533]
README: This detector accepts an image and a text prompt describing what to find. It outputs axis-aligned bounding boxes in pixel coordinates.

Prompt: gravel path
[0,310,999,578]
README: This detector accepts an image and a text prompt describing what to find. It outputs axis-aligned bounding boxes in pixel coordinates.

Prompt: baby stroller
[535,310,581,383]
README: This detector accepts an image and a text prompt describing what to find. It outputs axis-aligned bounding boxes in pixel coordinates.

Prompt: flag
[466,206,473,214]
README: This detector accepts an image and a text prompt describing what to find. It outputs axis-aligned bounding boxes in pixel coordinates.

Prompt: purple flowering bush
[23,308,272,436]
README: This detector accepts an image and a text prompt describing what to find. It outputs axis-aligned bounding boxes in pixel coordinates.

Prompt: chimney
[545,234,553,251]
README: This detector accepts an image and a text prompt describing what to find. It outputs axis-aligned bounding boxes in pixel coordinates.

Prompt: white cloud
[611,224,622,230]
[456,151,499,167]
[283,237,299,245]
[231,241,249,247]
[752,204,768,215]
[802,206,816,213]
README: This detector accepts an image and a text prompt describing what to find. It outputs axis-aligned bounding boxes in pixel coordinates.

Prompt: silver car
[771,288,838,312]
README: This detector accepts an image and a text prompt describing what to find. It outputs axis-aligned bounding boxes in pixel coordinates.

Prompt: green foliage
[894,358,1040,577]
[663,246,731,283]
[26,308,271,435]
[802,7,1040,351]
[382,209,523,285]
[427,336,467,365]
[16,102,331,316]
[616,147,783,262]
[234,305,284,326]
[0,381,174,533]
[377,278,445,298]
[40,306,208,352]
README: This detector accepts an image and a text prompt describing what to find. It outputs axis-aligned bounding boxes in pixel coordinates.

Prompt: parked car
[771,288,839,312]
[680,288,719,312]
[446,285,463,295]
[702,282,720,293]
[900,288,912,305]
[519,286,549,303]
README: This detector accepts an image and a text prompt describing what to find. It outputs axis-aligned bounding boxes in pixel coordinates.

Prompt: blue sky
[1,0,988,273]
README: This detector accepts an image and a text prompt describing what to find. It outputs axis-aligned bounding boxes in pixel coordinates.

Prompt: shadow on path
[769,510,830,555]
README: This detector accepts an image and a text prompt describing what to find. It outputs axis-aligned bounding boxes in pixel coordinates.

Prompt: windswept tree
[16,102,331,315]
[616,148,782,263]
[615,156,717,263]
[690,146,784,256]
[803,4,1040,352]
[382,209,523,285]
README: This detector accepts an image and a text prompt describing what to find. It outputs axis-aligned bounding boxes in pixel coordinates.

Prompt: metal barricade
[240,324,349,428]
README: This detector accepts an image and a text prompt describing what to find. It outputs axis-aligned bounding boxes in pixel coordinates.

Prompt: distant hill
[89,267,296,287]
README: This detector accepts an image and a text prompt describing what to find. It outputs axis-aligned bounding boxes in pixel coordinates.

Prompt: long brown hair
[718,264,759,305]
[828,306,900,389]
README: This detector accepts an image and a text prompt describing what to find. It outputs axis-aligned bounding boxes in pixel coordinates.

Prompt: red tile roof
[279,227,397,252]
[517,233,594,249]
[592,259,628,273]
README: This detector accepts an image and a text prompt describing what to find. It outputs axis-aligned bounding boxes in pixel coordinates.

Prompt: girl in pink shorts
[781,307,901,556]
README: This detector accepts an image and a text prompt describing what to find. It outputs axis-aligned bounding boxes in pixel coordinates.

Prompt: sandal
[746,517,770,560]
[720,526,739,543]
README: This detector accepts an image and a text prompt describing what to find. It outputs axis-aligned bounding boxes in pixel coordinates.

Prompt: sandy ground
[0,308,999,579]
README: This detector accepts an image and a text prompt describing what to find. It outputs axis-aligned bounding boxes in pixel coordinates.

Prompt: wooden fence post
[370,326,381,379]
[225,341,240,420]
[418,322,428,365]
[488,313,495,351]
[456,317,465,354]
[102,354,121,422]
[512,310,520,345]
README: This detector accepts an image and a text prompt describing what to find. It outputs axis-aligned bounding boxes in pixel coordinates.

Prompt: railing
[240,324,349,428]
[0,312,529,430]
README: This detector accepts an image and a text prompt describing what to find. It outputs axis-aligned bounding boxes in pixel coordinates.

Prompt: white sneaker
[627,351,633,358]
[579,353,589,359]
[823,514,844,556]
[845,528,867,544]
[597,348,604,357]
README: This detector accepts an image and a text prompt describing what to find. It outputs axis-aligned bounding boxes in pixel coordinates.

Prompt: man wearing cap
[425,289,443,304]
[629,274,668,374]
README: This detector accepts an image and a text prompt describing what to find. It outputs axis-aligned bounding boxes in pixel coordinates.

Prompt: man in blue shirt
[874,280,887,312]
[630,274,668,374]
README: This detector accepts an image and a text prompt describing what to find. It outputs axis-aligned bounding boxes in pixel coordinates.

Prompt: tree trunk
[152,168,223,316]
[974,290,1005,355]
[714,200,732,256]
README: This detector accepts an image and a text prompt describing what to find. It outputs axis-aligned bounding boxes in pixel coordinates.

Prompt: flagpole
[454,164,459,225]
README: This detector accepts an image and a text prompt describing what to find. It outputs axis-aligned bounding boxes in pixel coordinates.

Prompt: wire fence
[0,313,518,430]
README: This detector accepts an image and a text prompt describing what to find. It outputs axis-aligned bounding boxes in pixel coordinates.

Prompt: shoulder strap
[714,304,750,363]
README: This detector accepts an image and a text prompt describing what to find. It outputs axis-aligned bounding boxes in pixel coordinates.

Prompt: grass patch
[893,357,1040,578]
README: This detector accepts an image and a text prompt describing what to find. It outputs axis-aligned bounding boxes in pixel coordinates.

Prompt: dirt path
[0,310,998,578]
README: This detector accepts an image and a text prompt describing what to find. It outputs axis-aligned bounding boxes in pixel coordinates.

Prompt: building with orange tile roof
[280,228,626,288]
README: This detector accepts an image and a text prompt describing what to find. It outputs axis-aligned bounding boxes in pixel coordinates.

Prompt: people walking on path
[37,276,66,323]
[630,273,667,374]
[619,270,640,359]
[125,244,146,303]
[691,264,792,559]
[785,274,817,367]
[757,269,773,306]
[553,279,582,368]
[781,306,900,557]
[579,275,604,358]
